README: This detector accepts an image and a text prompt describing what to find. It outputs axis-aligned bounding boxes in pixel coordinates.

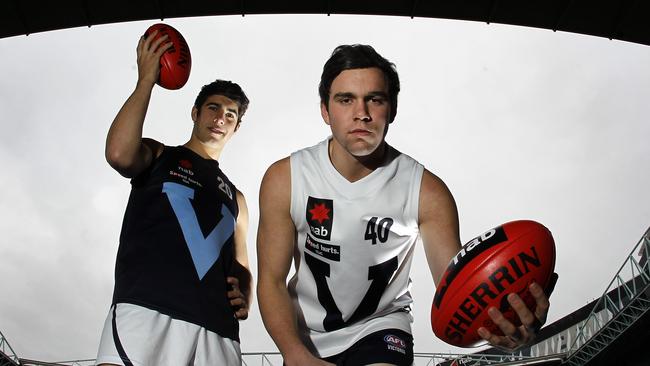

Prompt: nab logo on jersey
[306,196,333,241]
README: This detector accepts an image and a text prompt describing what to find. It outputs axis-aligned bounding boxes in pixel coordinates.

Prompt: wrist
[135,78,156,91]
[283,347,316,366]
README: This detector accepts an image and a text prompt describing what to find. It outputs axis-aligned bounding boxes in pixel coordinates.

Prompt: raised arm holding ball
[95,24,252,366]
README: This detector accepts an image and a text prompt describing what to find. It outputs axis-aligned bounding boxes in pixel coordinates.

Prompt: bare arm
[419,169,551,350]
[105,31,171,178]
[256,158,332,366]
[418,169,463,285]
[228,189,253,320]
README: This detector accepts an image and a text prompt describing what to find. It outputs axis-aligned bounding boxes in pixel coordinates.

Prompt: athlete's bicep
[257,158,295,283]
[418,169,462,285]
[233,190,250,269]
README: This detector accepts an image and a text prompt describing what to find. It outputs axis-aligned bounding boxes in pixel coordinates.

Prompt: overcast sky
[1,14,649,362]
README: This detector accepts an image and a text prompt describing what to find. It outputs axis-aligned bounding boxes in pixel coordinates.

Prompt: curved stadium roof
[1,0,649,46]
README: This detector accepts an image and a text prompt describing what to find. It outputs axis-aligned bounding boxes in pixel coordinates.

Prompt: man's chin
[349,143,383,159]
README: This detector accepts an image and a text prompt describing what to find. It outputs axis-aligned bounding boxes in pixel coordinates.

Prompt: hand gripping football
[144,23,192,90]
[431,220,557,347]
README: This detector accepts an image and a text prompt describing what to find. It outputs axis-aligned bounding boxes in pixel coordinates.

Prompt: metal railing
[19,359,96,366]
[0,330,19,366]
[241,352,561,366]
[11,352,565,366]
[564,226,650,366]
[242,352,283,366]
[413,352,564,366]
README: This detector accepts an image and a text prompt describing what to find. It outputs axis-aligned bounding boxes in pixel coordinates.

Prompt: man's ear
[191,106,198,122]
[320,102,331,125]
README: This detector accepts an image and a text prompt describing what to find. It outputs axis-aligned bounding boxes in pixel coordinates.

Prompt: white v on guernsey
[289,137,424,357]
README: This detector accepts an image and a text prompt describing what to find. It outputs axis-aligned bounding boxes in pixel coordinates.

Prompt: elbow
[105,146,138,177]
[105,146,122,168]
[257,274,285,298]
[256,280,267,300]
[256,277,269,300]
[105,147,127,170]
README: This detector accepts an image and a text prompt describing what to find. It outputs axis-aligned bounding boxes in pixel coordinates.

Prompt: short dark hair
[194,80,250,122]
[319,44,400,122]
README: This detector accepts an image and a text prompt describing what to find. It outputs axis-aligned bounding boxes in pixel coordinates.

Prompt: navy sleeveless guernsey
[112,145,240,341]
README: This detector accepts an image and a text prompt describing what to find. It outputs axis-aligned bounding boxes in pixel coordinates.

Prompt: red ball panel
[431,220,555,347]
[144,23,192,90]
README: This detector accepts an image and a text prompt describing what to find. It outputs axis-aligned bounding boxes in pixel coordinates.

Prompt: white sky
[1,14,649,362]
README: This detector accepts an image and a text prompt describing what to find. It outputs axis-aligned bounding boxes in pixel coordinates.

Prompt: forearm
[258,279,313,365]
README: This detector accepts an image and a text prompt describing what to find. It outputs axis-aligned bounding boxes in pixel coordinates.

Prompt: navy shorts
[322,329,413,366]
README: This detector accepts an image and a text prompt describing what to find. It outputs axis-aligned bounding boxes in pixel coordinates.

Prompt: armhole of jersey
[289,152,300,224]
[130,145,169,187]
[408,162,425,226]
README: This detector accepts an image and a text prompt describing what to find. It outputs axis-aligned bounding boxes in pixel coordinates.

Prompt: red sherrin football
[430,220,556,347]
[144,23,191,90]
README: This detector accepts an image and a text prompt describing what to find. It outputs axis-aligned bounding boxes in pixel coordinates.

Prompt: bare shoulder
[258,157,293,234]
[418,167,459,234]
[260,157,291,198]
[419,169,456,214]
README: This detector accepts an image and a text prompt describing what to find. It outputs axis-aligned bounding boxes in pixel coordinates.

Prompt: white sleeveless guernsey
[289,138,424,357]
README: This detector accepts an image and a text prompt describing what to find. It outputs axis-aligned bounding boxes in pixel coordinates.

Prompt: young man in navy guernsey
[96,31,251,365]
[256,44,551,366]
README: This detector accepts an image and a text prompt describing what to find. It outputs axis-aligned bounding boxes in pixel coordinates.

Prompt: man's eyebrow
[205,102,238,115]
[366,91,389,98]
[333,92,355,100]
[333,91,389,99]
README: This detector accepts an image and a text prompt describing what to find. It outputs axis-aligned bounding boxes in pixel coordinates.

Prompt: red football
[430,220,556,347]
[144,23,191,90]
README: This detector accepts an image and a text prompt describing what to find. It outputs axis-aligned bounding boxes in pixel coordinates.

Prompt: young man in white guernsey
[257,45,552,366]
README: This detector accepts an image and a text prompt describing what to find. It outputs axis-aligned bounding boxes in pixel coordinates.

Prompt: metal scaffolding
[0,331,19,366]
[19,359,95,366]
[240,352,563,366]
[563,226,650,366]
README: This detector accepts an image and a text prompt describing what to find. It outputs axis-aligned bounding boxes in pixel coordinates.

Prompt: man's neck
[328,140,388,183]
[184,138,222,161]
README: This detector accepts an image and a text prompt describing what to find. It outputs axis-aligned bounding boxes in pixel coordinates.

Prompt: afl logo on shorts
[306,196,333,241]
[383,334,406,354]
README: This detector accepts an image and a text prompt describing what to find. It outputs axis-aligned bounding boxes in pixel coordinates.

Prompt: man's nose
[213,110,225,124]
[354,101,371,122]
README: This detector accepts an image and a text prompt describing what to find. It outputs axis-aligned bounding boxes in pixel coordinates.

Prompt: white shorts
[96,303,241,366]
